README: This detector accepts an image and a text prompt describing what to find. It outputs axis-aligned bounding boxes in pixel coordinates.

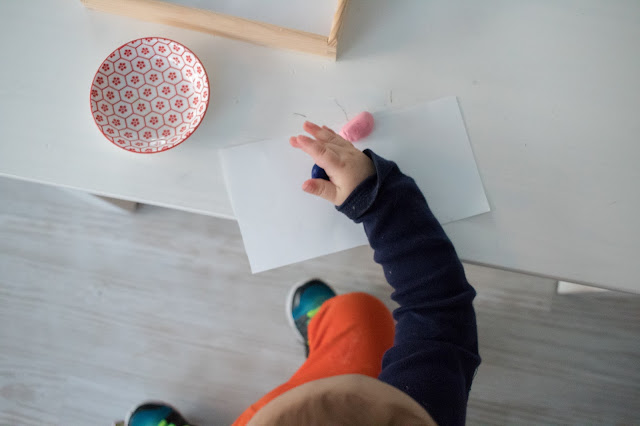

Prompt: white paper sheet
[220,97,490,273]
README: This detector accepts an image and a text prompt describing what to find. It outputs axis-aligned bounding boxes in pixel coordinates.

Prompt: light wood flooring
[0,177,638,425]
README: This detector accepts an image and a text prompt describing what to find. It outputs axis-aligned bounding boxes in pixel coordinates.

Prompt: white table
[1,0,639,293]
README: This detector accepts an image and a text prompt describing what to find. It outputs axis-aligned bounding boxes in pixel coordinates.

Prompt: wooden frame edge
[81,0,349,59]
[328,0,349,47]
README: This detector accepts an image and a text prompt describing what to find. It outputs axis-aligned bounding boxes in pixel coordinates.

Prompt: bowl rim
[90,36,211,154]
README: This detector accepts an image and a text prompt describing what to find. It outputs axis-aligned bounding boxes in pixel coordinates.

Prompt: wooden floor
[1,177,639,425]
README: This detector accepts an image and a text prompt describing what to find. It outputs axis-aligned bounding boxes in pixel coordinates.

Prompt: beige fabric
[247,374,437,426]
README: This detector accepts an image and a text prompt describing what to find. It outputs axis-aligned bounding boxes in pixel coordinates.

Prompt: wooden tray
[81,0,349,59]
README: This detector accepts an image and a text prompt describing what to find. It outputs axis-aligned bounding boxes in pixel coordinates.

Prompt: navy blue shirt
[337,150,481,426]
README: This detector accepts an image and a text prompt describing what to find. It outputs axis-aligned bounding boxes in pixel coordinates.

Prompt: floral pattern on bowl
[90,37,210,153]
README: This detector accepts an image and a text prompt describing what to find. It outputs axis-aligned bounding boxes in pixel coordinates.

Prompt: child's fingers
[322,125,337,135]
[303,121,337,142]
[296,135,320,145]
[291,135,334,166]
[320,125,352,147]
[302,178,339,204]
[290,135,318,148]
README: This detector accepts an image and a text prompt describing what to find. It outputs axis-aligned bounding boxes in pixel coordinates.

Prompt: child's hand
[290,121,375,206]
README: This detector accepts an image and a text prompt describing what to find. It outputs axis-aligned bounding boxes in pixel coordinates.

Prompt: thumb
[302,179,338,204]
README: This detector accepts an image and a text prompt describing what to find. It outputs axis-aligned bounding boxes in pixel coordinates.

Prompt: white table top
[1,0,639,293]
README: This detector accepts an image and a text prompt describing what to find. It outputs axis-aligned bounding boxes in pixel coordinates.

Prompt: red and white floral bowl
[90,37,210,153]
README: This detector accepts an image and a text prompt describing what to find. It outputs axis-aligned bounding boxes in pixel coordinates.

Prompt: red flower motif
[124,90,134,99]
[136,103,146,112]
[118,139,126,144]
[196,66,202,74]
[118,62,127,71]
[143,131,152,139]
[180,126,186,132]
[118,105,128,114]
[172,56,181,65]
[131,118,140,127]
[109,53,116,59]
[203,90,208,99]
[155,101,165,110]
[199,105,204,112]
[149,74,158,82]
[96,115,104,122]
[124,132,133,138]
[96,76,104,85]
[196,81,201,89]
[111,76,121,86]
[143,88,152,97]
[167,72,177,81]
[161,86,171,95]
[112,118,121,126]
[155,58,164,67]
[185,55,192,63]
[158,45,167,53]
[192,96,199,105]
[150,116,159,125]
[136,142,143,146]
[131,75,140,84]
[101,63,110,72]
[91,89,98,98]
[180,85,189,93]
[168,114,177,123]
[185,69,193,77]
[106,128,115,134]
[100,104,109,112]
[172,44,179,51]
[186,112,193,120]
[141,47,150,55]
[136,60,146,70]
[123,49,133,57]
[162,129,171,137]
[174,99,183,108]
[106,91,115,100]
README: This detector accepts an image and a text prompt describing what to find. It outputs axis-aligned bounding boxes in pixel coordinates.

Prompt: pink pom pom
[339,111,374,142]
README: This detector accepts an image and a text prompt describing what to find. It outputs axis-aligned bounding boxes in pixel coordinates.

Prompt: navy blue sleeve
[337,150,481,426]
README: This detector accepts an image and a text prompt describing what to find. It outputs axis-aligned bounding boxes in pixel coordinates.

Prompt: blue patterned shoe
[116,402,195,426]
[286,279,337,354]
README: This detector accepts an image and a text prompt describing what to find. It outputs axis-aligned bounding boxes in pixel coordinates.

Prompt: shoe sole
[286,278,337,344]
[286,278,315,343]
[119,400,182,426]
